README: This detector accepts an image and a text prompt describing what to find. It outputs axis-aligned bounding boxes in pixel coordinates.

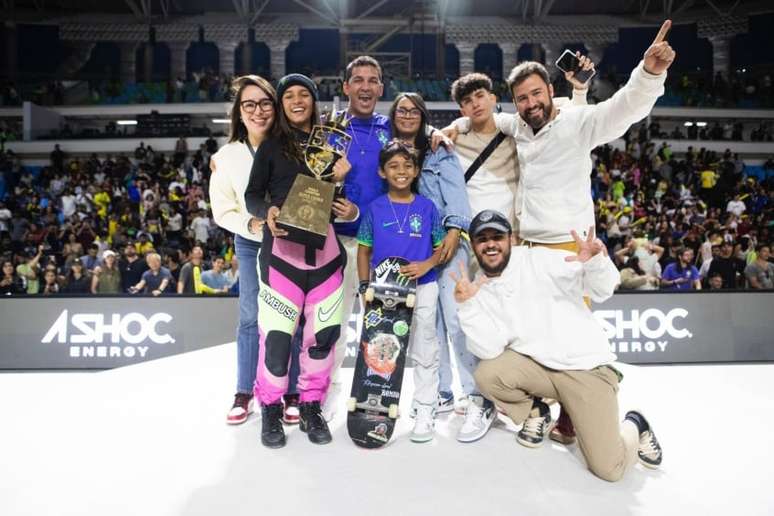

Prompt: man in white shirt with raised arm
[452,210,663,482]
[448,19,676,445]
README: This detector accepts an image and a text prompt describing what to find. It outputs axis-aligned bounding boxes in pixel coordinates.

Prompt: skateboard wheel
[347,397,357,412]
[364,287,374,303]
[388,404,399,419]
[405,293,416,308]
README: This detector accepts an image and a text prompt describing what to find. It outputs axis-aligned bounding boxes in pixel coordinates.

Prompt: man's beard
[477,246,511,277]
[522,100,553,132]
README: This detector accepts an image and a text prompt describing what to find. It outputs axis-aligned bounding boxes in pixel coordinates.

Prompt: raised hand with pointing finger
[448,260,489,304]
[643,20,676,75]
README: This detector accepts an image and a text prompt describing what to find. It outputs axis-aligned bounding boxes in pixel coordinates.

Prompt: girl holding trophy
[245,74,357,449]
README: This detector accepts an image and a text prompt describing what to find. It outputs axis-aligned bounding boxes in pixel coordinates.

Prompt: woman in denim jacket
[388,93,477,423]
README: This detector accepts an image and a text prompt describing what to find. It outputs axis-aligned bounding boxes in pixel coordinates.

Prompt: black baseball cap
[469,210,512,237]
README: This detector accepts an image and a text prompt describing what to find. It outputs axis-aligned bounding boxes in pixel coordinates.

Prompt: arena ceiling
[2,0,770,24]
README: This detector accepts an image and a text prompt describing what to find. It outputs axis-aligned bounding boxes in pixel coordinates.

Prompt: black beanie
[276,73,318,101]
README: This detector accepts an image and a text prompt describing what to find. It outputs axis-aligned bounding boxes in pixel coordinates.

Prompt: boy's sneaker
[437,391,455,414]
[282,394,300,425]
[411,405,435,443]
[517,402,554,448]
[260,403,286,449]
[299,401,332,445]
[454,396,471,415]
[625,410,663,469]
[410,391,455,418]
[549,407,576,445]
[226,392,254,425]
[457,395,496,443]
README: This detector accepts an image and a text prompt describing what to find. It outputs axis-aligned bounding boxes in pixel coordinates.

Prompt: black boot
[261,403,286,449]
[299,401,332,445]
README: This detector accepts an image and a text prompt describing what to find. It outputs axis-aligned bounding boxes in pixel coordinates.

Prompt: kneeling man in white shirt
[453,210,663,482]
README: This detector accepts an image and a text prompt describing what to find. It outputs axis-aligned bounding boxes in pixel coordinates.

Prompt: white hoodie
[458,246,619,370]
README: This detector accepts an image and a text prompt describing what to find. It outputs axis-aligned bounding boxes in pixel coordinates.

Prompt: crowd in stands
[0,138,242,296]
[593,124,774,291]
[1,124,772,295]
[4,63,773,109]
[662,69,774,109]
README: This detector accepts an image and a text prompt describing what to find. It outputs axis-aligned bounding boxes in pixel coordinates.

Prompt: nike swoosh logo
[382,221,397,227]
[318,293,344,323]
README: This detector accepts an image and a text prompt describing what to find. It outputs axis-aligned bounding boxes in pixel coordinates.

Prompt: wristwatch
[358,280,369,295]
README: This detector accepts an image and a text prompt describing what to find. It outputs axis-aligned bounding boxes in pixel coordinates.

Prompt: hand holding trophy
[276,110,353,248]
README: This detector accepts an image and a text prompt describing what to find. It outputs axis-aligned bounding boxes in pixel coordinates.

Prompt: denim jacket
[418,145,472,232]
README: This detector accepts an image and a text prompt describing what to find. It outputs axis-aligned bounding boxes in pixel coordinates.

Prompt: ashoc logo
[593,308,691,354]
[42,310,175,359]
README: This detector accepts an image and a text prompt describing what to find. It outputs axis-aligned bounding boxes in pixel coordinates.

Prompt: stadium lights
[117,120,138,126]
[696,122,708,127]
[684,122,694,127]
[212,118,230,124]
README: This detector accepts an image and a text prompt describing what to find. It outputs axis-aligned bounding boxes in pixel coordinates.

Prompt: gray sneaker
[456,395,496,443]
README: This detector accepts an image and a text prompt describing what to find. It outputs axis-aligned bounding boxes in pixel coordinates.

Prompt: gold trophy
[276,110,352,249]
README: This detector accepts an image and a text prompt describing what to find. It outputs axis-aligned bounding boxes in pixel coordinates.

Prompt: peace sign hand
[448,260,489,303]
[643,19,676,75]
[564,226,607,263]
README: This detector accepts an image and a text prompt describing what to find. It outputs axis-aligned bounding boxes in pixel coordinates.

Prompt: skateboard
[346,256,417,449]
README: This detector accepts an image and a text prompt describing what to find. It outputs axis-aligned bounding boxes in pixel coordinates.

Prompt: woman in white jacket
[209,75,278,424]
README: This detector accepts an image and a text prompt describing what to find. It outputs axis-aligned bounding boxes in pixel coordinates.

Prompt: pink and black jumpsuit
[245,133,346,405]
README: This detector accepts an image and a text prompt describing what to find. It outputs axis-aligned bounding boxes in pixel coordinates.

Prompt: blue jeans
[234,235,301,396]
[437,239,479,396]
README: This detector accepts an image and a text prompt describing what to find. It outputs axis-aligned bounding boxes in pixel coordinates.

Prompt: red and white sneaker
[549,407,576,445]
[283,394,300,425]
[226,392,254,425]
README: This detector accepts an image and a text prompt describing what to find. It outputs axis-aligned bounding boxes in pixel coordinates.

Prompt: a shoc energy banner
[0,297,238,369]
[1,292,772,369]
[592,291,774,364]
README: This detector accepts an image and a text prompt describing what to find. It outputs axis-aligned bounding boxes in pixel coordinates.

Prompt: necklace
[347,113,377,156]
[387,196,413,234]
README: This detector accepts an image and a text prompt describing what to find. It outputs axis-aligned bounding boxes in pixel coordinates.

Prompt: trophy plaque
[277,111,352,249]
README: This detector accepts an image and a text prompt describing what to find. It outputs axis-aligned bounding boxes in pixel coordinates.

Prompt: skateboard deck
[346,256,417,449]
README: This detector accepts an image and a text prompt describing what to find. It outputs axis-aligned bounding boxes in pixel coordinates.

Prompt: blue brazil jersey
[357,194,445,285]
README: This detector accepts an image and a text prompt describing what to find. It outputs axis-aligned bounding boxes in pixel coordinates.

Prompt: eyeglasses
[240,99,274,114]
[395,107,422,119]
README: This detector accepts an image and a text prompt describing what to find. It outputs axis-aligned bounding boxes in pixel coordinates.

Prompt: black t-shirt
[63,274,91,294]
[708,256,746,289]
[120,257,148,292]
[244,131,315,219]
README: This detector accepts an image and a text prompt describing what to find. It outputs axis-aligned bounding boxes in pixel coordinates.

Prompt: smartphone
[555,49,596,85]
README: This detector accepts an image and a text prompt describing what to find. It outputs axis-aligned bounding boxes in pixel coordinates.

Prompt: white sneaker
[322,382,341,423]
[454,396,470,415]
[410,392,455,418]
[457,395,496,443]
[410,405,435,443]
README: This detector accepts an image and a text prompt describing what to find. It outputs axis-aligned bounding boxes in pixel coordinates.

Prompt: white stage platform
[1,343,772,516]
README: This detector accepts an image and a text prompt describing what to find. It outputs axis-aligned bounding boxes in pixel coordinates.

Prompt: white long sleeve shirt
[458,247,619,370]
[490,62,665,243]
[209,141,262,242]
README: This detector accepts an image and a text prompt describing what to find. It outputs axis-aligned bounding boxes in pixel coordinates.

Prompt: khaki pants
[474,350,639,482]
